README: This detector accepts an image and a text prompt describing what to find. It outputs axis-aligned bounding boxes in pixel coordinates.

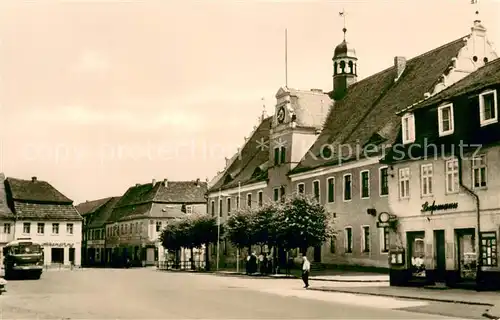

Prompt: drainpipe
[457,152,481,286]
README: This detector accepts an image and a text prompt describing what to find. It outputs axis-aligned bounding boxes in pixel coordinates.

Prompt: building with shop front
[207,15,497,271]
[105,179,207,267]
[382,52,500,289]
[0,173,14,266]
[4,176,83,267]
[76,197,120,267]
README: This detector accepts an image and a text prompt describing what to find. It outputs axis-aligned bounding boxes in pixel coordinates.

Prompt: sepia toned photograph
[0,0,500,319]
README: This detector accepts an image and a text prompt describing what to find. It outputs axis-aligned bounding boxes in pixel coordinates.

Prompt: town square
[1,0,500,319]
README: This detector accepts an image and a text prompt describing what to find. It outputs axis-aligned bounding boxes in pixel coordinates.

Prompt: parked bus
[2,238,43,280]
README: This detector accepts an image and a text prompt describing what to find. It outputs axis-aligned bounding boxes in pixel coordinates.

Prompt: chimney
[152,179,156,186]
[163,179,168,187]
[31,176,37,182]
[394,56,406,82]
[196,178,200,186]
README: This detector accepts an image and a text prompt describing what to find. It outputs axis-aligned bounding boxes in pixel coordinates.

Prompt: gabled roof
[6,177,73,204]
[76,197,113,216]
[87,197,121,228]
[108,180,208,223]
[209,116,272,192]
[405,57,500,112]
[291,36,467,173]
[0,173,13,219]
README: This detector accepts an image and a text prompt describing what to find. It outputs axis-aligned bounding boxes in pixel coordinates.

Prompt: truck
[2,238,44,280]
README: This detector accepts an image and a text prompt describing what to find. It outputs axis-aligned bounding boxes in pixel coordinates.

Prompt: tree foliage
[160,215,223,251]
[253,203,281,247]
[275,195,335,251]
[225,208,256,249]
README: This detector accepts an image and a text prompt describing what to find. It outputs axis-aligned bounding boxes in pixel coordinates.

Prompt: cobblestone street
[0,268,485,319]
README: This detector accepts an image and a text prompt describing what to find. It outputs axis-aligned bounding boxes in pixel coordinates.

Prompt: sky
[0,0,499,204]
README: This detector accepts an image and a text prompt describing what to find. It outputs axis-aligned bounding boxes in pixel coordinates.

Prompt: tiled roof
[76,197,113,216]
[208,116,272,192]
[87,197,121,228]
[406,57,500,112]
[291,37,467,173]
[0,173,13,219]
[5,177,81,221]
[108,179,208,223]
[13,203,82,221]
[6,177,73,203]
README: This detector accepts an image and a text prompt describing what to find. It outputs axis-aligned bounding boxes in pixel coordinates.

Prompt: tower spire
[471,0,480,22]
[339,9,347,40]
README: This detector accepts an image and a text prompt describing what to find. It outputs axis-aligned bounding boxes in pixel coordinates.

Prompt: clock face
[277,107,285,123]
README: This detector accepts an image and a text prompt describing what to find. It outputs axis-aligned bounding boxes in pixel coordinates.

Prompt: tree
[253,203,280,248]
[225,208,256,251]
[275,194,335,253]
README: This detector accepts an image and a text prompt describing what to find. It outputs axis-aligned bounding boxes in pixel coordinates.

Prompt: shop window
[408,233,425,278]
[481,232,497,267]
[457,230,477,280]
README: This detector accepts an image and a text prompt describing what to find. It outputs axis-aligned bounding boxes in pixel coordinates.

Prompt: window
[67,224,74,235]
[297,183,305,195]
[52,223,59,234]
[421,164,433,196]
[273,188,279,202]
[343,174,352,201]
[481,232,497,267]
[219,198,223,217]
[327,177,335,203]
[330,238,336,254]
[36,223,44,234]
[402,113,415,144]
[3,223,11,234]
[479,89,498,126]
[362,226,370,252]
[211,200,215,217]
[438,104,454,136]
[227,198,231,215]
[472,155,487,188]
[236,196,240,209]
[258,191,263,207]
[274,147,280,165]
[445,159,459,193]
[186,205,193,214]
[399,168,410,198]
[379,167,389,196]
[381,227,390,253]
[280,146,286,164]
[247,193,252,208]
[360,170,370,198]
[312,180,320,202]
[280,186,286,203]
[345,227,353,253]
[23,223,30,234]
[156,221,162,232]
[124,224,128,234]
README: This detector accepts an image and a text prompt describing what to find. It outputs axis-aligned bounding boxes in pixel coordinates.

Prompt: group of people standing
[245,252,273,275]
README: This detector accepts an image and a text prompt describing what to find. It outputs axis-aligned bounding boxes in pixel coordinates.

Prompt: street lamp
[216,189,230,271]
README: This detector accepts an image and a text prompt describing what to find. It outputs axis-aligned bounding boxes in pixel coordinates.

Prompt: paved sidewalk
[309,282,500,306]
[310,274,389,282]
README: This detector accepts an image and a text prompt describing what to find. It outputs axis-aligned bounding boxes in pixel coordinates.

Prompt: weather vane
[471,0,480,19]
[339,8,348,39]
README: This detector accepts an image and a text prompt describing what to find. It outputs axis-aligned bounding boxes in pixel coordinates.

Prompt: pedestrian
[301,256,310,288]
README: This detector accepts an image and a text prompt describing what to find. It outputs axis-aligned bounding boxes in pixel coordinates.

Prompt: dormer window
[479,89,498,126]
[438,103,454,136]
[401,113,415,144]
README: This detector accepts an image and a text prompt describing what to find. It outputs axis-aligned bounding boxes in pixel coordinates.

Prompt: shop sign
[421,201,458,215]
[376,212,397,228]
[40,242,74,248]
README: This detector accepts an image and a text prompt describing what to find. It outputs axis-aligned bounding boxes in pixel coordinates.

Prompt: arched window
[339,60,346,73]
[348,61,354,74]
[333,61,338,75]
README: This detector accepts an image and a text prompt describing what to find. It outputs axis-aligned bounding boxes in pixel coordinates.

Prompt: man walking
[301,256,310,288]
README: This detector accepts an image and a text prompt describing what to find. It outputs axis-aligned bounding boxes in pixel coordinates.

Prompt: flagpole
[236,181,241,273]
[217,188,221,271]
[285,28,288,88]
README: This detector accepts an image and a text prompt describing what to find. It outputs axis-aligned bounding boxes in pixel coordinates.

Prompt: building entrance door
[434,230,446,282]
[456,228,476,281]
[313,246,322,262]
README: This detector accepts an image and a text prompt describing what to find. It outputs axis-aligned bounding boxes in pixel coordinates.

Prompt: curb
[156,269,298,279]
[311,278,389,283]
[309,287,495,306]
